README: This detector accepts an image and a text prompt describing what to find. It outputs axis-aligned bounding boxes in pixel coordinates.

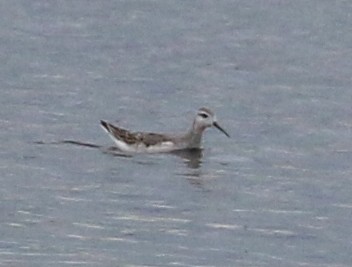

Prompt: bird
[100,107,230,153]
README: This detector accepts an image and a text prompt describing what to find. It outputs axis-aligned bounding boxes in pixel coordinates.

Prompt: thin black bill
[213,122,230,138]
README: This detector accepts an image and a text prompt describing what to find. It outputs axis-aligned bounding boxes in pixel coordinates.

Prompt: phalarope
[100,107,230,153]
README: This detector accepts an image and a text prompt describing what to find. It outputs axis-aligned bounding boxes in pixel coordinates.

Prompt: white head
[192,107,230,137]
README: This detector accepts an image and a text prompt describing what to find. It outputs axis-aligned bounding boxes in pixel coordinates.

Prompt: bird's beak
[213,122,230,138]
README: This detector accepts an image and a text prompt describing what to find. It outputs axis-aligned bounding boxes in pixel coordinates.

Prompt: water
[1,1,352,266]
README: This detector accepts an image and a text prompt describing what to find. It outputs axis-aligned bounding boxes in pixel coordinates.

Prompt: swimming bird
[100,107,229,153]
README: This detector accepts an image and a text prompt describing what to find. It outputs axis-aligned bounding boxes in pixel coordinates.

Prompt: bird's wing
[101,120,139,144]
[136,132,173,147]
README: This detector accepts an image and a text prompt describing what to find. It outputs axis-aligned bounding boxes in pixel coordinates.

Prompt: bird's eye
[199,113,208,118]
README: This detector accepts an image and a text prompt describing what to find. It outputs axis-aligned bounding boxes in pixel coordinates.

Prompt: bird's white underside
[114,138,176,153]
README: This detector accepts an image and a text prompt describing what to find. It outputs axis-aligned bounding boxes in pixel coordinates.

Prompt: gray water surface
[1,1,352,266]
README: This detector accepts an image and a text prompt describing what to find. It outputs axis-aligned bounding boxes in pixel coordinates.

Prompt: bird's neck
[185,122,206,148]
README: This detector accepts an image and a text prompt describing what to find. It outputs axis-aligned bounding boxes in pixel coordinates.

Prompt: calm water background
[1,1,352,266]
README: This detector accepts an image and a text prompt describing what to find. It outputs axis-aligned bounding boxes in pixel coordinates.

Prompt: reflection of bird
[100,107,230,153]
[172,148,204,169]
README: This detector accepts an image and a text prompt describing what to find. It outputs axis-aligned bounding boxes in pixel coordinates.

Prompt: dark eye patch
[199,113,208,118]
